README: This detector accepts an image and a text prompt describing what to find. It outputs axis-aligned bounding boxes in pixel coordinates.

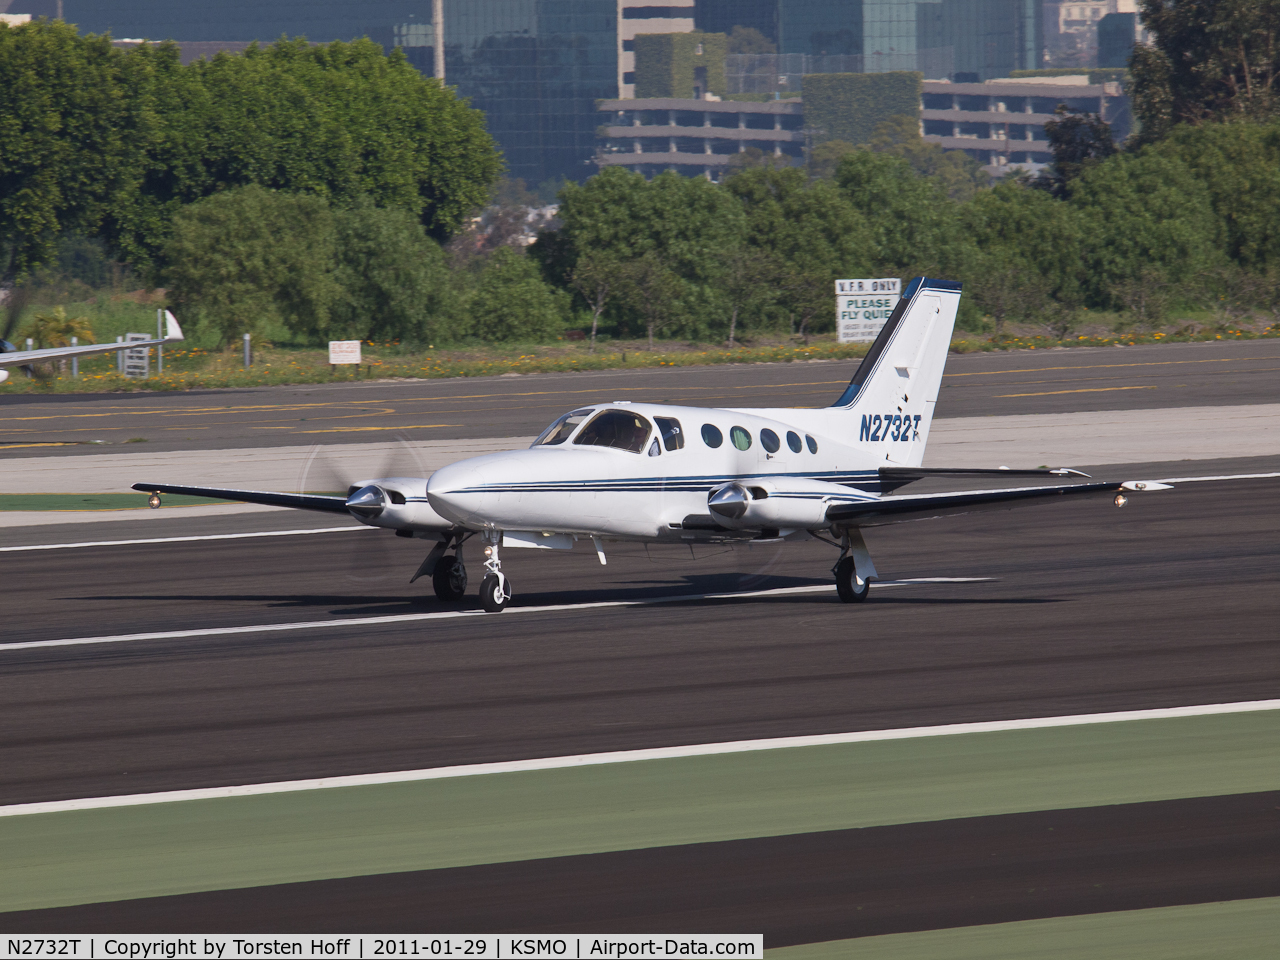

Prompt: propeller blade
[2,285,31,345]
[298,437,428,585]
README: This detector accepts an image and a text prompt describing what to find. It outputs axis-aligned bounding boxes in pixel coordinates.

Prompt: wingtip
[163,310,184,342]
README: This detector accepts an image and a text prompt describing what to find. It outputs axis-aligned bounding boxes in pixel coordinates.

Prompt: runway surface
[3,339,1279,455]
[3,467,1278,805]
[2,342,1278,942]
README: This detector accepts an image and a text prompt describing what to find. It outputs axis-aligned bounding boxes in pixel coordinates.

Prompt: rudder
[830,277,961,468]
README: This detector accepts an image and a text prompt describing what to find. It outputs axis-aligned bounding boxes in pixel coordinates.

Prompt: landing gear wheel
[480,574,511,613]
[835,556,870,603]
[432,555,468,601]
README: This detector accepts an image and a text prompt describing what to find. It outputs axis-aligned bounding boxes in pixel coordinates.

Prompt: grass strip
[2,709,1277,913]
[767,896,1280,960]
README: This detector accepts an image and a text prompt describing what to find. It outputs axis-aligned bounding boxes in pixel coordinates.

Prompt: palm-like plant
[22,306,95,374]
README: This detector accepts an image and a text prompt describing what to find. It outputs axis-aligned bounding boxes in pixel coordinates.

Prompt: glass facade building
[445,1,617,185]
[47,0,618,186]
[696,0,1039,80]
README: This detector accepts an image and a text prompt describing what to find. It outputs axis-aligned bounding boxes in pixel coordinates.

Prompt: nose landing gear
[480,534,512,612]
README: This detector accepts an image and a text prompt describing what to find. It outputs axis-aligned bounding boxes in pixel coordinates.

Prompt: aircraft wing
[826,479,1171,527]
[131,482,350,515]
[0,312,184,368]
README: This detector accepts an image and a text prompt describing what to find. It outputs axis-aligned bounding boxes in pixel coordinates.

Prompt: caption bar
[2,938,762,960]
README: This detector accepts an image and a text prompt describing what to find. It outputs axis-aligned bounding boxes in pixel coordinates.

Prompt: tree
[959,180,1087,307]
[1151,121,1280,271]
[865,114,990,202]
[619,252,683,350]
[107,38,502,276]
[21,305,94,373]
[808,140,859,179]
[1069,151,1225,304]
[834,151,961,276]
[467,247,569,343]
[713,247,780,346]
[964,261,1050,337]
[1112,267,1175,329]
[724,165,873,337]
[1131,0,1280,141]
[165,185,339,346]
[538,168,745,342]
[570,251,627,352]
[0,21,149,281]
[327,200,453,345]
[1032,105,1117,197]
[727,26,776,55]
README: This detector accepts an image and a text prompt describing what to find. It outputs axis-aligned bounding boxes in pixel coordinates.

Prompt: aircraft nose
[426,462,483,523]
[708,482,750,520]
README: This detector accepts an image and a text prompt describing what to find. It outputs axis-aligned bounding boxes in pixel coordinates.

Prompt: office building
[617,1,695,98]
[921,74,1127,170]
[596,97,805,178]
[445,2,619,185]
[1096,10,1139,68]
[695,0,1040,82]
[35,1,620,186]
[694,0,777,43]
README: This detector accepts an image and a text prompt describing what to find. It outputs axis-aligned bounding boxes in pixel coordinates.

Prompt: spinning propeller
[297,435,432,584]
[0,285,41,381]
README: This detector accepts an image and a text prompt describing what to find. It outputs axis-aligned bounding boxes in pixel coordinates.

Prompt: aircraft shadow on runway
[77,573,1062,617]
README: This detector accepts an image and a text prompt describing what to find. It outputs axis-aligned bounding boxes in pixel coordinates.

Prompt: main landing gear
[413,532,511,611]
[480,533,511,613]
[432,551,468,601]
[833,528,877,604]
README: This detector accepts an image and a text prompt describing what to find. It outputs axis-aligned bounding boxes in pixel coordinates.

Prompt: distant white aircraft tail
[829,277,961,469]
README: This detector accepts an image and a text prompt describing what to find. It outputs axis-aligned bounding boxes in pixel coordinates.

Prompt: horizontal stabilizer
[881,466,1092,482]
[827,479,1169,527]
[132,482,350,514]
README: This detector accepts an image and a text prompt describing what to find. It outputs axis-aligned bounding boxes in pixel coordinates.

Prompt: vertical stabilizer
[829,277,961,468]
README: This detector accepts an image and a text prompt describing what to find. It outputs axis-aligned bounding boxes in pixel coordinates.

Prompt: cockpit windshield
[573,409,653,454]
[534,407,594,446]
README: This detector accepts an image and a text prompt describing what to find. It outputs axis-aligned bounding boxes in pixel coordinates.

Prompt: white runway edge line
[1155,471,1280,483]
[0,525,372,553]
[0,579,993,653]
[3,698,1276,819]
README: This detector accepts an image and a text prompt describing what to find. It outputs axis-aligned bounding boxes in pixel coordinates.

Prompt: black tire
[480,574,510,613]
[432,555,468,601]
[835,556,870,603]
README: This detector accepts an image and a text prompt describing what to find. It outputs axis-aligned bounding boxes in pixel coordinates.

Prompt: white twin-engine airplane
[0,311,184,382]
[135,278,1173,612]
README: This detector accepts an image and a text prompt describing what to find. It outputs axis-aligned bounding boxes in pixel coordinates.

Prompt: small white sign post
[328,340,362,369]
[836,278,901,343]
[122,332,151,378]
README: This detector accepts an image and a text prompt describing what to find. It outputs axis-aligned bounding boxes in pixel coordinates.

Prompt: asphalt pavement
[2,340,1277,940]
[3,339,1278,456]
[3,465,1277,805]
[5,792,1277,937]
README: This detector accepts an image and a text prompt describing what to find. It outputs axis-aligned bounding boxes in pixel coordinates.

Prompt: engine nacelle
[707,478,866,531]
[345,477,453,533]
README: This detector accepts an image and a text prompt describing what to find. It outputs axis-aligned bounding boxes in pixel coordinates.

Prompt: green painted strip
[767,897,1280,960]
[0,493,232,511]
[2,711,1278,914]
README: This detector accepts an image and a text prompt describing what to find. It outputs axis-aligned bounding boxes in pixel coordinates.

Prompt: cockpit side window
[573,409,653,454]
[654,416,685,451]
[534,407,594,446]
